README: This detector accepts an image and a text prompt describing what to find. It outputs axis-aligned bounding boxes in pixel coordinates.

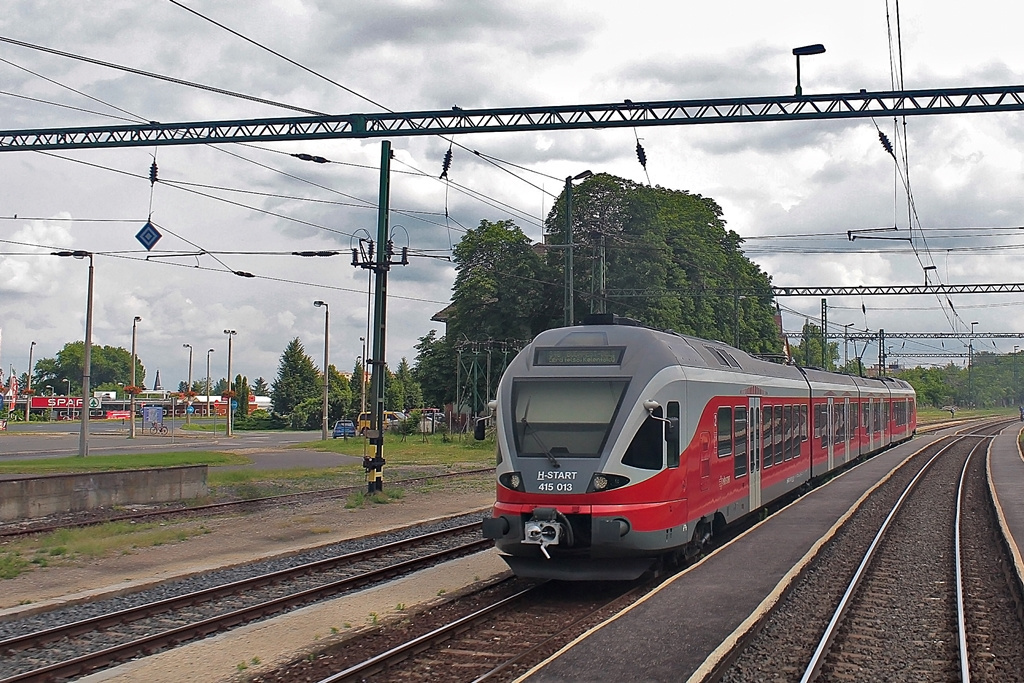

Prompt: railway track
[720,421,1024,682]
[0,520,491,682]
[251,578,653,683]
[0,467,494,540]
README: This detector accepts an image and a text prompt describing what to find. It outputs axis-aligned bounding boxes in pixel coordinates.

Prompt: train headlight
[499,472,525,491]
[587,472,630,493]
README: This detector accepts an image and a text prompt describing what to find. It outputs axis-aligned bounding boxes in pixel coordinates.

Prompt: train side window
[762,406,773,469]
[667,401,680,468]
[783,405,794,461]
[717,406,732,457]
[800,405,808,442]
[773,405,784,466]
[623,408,664,470]
[734,407,748,478]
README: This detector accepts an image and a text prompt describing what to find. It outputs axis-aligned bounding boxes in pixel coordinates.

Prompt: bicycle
[150,422,168,435]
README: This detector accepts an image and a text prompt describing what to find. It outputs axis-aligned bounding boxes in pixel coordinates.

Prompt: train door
[748,397,762,510]
[842,398,850,465]
[826,397,834,471]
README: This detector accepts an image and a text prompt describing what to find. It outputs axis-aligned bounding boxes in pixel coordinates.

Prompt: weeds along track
[0,516,490,682]
[0,468,494,540]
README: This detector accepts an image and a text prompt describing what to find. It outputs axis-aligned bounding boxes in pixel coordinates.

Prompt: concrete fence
[0,466,208,522]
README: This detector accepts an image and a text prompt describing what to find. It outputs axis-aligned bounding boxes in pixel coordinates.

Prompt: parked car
[332,419,356,438]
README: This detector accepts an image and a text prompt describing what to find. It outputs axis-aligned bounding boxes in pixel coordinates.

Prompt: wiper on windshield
[520,399,560,468]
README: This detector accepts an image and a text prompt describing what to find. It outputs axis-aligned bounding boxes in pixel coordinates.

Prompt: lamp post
[313,300,330,440]
[24,341,35,423]
[53,250,92,456]
[564,170,593,326]
[969,321,979,408]
[224,330,236,436]
[206,348,214,419]
[129,316,141,438]
[793,44,826,96]
[1014,345,1020,408]
[182,343,193,425]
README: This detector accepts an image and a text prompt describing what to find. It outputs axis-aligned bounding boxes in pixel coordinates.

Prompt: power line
[0,34,327,115]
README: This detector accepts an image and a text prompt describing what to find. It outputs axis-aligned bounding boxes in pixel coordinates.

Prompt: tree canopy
[270,338,321,414]
[34,342,144,395]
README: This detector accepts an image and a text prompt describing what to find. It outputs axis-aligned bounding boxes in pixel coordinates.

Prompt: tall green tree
[327,364,353,420]
[270,338,321,414]
[34,342,144,394]
[413,330,454,408]
[543,173,781,353]
[790,322,839,369]
[349,359,366,415]
[395,358,422,410]
[448,219,557,344]
[252,377,269,395]
[234,374,250,416]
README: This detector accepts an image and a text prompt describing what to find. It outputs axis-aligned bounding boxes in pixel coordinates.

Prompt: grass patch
[918,406,1015,424]
[0,553,29,579]
[293,433,496,468]
[1,520,212,575]
[0,451,250,475]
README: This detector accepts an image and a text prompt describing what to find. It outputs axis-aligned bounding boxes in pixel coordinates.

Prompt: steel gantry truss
[4,85,1024,151]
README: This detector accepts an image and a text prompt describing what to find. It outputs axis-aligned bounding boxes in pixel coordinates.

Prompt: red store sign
[31,397,84,409]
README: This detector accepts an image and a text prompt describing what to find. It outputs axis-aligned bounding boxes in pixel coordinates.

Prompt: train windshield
[511,379,629,458]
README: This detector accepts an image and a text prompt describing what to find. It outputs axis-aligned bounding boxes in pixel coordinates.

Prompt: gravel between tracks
[0,474,506,682]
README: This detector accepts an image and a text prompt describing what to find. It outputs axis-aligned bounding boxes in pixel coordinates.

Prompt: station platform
[988,425,1024,590]
[519,431,947,683]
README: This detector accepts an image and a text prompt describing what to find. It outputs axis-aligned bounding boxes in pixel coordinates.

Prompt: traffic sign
[88,397,101,409]
[187,405,194,414]
[230,399,238,410]
[136,221,162,250]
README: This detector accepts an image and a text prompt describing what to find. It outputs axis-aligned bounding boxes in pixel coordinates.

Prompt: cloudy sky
[2,0,1024,393]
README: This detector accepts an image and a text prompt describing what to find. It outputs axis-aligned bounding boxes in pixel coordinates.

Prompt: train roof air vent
[703,344,739,368]
[582,313,643,327]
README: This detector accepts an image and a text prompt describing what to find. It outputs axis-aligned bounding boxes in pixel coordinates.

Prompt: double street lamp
[206,348,215,418]
[52,250,92,456]
[563,170,593,326]
[183,343,193,425]
[130,316,142,438]
[313,300,330,440]
[24,341,35,423]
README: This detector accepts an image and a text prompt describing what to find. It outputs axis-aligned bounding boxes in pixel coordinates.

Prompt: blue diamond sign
[136,221,162,251]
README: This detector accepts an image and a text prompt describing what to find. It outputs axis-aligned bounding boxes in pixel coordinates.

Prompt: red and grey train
[481,314,917,580]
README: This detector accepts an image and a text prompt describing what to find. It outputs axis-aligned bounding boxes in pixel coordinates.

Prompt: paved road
[0,422,355,462]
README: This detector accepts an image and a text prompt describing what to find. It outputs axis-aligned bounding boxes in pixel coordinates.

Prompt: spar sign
[30,396,84,409]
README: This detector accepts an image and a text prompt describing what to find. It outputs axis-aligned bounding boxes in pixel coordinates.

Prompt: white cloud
[3,0,1024,383]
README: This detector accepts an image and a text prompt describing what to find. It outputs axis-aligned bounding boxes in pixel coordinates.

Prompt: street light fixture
[182,343,193,425]
[130,316,142,438]
[313,300,330,440]
[224,330,237,436]
[792,44,826,96]
[62,378,71,420]
[564,170,593,326]
[206,348,214,419]
[25,341,35,423]
[53,250,93,456]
